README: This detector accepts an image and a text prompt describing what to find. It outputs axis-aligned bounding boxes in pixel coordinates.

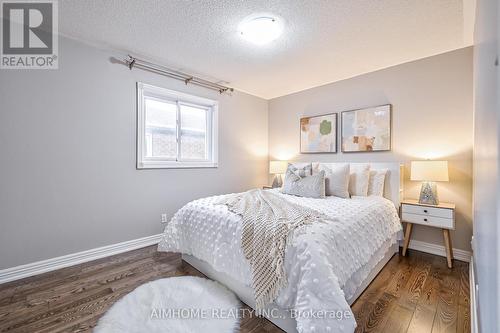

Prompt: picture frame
[300,113,337,153]
[341,104,392,153]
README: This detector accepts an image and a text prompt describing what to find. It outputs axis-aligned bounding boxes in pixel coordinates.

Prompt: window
[137,83,218,169]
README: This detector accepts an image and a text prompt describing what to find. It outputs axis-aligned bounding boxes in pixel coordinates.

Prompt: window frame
[136,82,218,169]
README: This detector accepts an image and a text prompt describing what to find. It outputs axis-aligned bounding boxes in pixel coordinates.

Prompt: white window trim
[137,82,218,169]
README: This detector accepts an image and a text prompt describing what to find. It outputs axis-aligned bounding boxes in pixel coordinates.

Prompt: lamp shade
[410,160,449,182]
[269,160,288,174]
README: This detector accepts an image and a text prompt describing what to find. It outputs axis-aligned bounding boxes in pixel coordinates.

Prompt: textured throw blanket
[216,189,325,309]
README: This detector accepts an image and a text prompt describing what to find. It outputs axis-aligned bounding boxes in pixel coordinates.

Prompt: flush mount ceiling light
[238,15,284,46]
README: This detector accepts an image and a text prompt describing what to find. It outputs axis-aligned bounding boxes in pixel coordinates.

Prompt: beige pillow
[349,164,371,196]
[313,163,350,198]
[367,169,388,197]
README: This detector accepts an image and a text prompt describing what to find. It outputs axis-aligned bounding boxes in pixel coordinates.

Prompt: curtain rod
[124,55,234,94]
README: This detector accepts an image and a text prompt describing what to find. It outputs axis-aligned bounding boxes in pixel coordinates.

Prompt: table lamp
[269,161,288,188]
[410,160,449,205]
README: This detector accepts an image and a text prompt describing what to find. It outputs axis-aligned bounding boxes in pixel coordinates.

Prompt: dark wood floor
[0,246,469,333]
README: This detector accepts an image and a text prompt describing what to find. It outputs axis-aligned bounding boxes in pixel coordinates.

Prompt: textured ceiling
[59,0,473,99]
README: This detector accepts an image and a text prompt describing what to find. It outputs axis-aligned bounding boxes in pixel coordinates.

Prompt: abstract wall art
[300,113,337,153]
[341,105,391,152]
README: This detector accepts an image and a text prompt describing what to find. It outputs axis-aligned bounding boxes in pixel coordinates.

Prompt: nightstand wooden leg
[443,229,453,268]
[402,222,413,256]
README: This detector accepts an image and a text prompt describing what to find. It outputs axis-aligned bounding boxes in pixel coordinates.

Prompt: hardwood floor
[352,250,469,333]
[0,247,469,333]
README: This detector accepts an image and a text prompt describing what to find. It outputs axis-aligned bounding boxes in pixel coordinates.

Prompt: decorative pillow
[282,170,326,198]
[367,169,388,197]
[287,163,312,177]
[313,163,350,198]
[348,163,371,196]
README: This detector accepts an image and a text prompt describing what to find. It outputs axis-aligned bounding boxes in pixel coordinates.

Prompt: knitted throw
[216,189,324,309]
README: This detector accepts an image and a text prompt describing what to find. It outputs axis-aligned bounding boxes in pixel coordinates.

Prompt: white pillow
[367,169,388,197]
[349,163,370,196]
[312,163,350,198]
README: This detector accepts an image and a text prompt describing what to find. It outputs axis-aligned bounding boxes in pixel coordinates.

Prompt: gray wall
[0,37,268,269]
[473,0,499,331]
[269,47,473,252]
[0,34,476,274]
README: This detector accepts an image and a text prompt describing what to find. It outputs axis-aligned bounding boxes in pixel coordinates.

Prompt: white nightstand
[401,199,455,268]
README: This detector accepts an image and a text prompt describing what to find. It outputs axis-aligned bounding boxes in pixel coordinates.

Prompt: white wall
[472,0,499,331]
[0,37,268,269]
[269,47,473,252]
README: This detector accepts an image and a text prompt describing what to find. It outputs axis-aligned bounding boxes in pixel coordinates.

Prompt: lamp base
[271,174,283,188]
[419,181,439,205]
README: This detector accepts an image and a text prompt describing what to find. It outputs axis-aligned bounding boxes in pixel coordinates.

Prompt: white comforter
[158,189,402,333]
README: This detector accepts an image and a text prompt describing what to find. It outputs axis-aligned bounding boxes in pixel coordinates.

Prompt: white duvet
[158,189,402,333]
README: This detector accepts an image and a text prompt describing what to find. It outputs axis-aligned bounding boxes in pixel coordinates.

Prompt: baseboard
[401,239,472,262]
[470,256,479,333]
[0,234,163,285]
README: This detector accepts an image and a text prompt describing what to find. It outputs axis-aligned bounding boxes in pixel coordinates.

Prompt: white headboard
[290,162,404,208]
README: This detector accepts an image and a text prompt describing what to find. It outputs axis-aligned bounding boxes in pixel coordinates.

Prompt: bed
[158,162,404,333]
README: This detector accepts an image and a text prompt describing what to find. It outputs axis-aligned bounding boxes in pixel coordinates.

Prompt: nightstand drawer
[402,204,453,219]
[402,212,454,229]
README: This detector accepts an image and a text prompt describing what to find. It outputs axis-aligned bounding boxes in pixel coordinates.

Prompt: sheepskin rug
[94,276,241,333]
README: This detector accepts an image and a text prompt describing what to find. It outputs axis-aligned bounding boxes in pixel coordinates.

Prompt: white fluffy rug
[94,276,241,333]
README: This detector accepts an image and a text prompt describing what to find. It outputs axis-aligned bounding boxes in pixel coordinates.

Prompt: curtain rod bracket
[126,55,136,70]
[219,87,234,94]
[185,77,193,85]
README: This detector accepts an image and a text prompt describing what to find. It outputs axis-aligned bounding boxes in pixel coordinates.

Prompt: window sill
[137,161,218,169]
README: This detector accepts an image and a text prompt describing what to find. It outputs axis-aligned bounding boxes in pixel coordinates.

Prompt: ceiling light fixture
[238,15,284,46]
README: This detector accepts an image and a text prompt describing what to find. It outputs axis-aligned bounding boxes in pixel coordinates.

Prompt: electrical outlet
[161,213,168,224]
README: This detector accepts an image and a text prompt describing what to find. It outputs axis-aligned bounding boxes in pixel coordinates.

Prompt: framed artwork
[341,104,391,152]
[300,113,337,153]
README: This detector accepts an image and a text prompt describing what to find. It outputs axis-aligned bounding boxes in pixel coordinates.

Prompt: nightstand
[401,199,455,268]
